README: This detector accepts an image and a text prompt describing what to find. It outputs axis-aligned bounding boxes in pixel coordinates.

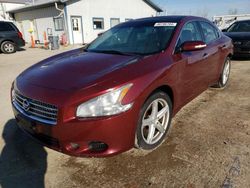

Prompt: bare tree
[196,7,209,18]
[201,8,209,18]
[228,8,238,15]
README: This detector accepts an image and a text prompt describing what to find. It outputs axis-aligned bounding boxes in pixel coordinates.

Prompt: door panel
[199,21,221,84]
[71,17,83,44]
[173,21,209,104]
[173,50,209,104]
[202,42,220,84]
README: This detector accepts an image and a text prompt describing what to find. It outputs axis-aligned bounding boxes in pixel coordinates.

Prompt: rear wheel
[1,41,16,54]
[213,57,231,88]
[135,92,172,150]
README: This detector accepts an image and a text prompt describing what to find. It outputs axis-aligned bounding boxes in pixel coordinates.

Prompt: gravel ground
[0,47,250,188]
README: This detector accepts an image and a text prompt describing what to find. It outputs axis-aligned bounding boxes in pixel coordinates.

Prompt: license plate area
[16,114,36,134]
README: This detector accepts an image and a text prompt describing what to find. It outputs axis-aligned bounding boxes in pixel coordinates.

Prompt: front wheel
[213,57,231,88]
[135,92,173,150]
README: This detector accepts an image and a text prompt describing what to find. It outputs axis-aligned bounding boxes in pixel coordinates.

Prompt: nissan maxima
[11,16,233,157]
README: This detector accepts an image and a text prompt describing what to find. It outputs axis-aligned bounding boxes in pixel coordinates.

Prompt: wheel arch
[0,39,15,46]
[135,84,175,150]
[228,53,233,59]
[147,85,174,107]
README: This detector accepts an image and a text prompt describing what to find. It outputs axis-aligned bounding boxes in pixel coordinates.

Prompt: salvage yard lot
[0,47,250,187]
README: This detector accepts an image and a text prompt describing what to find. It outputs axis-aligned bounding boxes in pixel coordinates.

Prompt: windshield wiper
[83,48,88,52]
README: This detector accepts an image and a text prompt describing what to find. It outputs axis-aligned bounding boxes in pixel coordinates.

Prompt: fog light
[88,141,108,152]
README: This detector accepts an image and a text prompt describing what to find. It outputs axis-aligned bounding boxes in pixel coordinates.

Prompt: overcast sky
[153,0,250,19]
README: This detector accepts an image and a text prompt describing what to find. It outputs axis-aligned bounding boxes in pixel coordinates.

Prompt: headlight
[76,84,133,117]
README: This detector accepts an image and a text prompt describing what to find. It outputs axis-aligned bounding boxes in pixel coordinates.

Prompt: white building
[0,1,25,21]
[7,0,162,44]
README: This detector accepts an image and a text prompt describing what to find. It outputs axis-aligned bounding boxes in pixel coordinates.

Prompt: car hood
[224,32,250,40]
[17,48,140,91]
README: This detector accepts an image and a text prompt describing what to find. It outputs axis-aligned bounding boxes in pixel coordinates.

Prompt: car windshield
[87,22,177,55]
[227,21,250,32]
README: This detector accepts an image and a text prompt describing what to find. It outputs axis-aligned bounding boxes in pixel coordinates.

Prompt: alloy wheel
[141,98,170,145]
[3,43,15,53]
[222,60,230,85]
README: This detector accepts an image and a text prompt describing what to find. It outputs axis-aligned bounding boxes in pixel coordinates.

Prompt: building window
[54,17,64,31]
[72,18,79,31]
[93,18,104,30]
[110,18,120,28]
[125,18,132,22]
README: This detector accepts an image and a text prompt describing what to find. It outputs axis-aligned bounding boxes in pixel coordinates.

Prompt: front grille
[234,40,250,47]
[13,90,58,125]
[243,41,250,47]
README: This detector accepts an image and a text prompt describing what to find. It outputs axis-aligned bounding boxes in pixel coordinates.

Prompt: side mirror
[181,41,207,52]
[221,29,227,32]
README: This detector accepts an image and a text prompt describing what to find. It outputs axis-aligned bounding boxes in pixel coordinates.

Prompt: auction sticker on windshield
[154,22,177,27]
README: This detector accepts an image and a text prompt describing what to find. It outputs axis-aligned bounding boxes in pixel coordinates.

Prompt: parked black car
[0,21,25,54]
[223,20,250,58]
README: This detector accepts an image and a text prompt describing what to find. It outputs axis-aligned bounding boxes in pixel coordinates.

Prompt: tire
[212,57,231,88]
[1,41,16,54]
[135,91,173,150]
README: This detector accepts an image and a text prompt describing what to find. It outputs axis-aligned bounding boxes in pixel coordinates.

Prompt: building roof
[143,0,163,12]
[7,0,163,13]
[7,0,62,13]
[0,0,26,4]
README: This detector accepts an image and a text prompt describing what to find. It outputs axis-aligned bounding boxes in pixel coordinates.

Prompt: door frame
[70,15,84,44]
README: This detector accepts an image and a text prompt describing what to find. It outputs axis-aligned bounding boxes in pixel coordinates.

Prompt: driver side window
[177,22,202,48]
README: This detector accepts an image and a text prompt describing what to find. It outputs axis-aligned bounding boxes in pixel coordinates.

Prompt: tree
[196,7,209,19]
[228,8,238,15]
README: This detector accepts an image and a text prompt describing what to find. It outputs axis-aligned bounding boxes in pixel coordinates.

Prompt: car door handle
[220,45,227,49]
[203,53,209,59]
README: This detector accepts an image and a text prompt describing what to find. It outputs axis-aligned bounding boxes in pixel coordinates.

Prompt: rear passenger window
[200,22,218,44]
[177,22,202,47]
[0,22,15,32]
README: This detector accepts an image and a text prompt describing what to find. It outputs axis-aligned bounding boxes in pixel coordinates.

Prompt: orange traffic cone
[43,31,49,49]
[31,35,35,48]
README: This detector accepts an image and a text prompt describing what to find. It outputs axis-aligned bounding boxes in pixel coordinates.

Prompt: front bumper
[12,102,138,157]
[233,47,250,58]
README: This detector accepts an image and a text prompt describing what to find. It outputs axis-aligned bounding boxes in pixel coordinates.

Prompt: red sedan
[11,16,233,157]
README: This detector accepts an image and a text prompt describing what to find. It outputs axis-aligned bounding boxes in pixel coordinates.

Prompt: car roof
[134,16,188,22]
[0,21,13,23]
[119,16,207,27]
[234,19,250,23]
